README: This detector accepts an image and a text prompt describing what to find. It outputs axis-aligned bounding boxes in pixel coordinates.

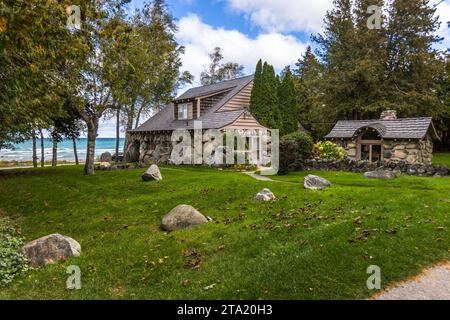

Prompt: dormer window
[178,103,189,120]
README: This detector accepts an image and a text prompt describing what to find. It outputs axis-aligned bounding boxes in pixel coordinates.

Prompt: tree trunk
[40,129,45,167]
[116,107,120,163]
[135,106,143,129]
[84,120,98,175]
[73,137,79,165]
[123,111,134,155]
[32,130,38,168]
[52,137,57,166]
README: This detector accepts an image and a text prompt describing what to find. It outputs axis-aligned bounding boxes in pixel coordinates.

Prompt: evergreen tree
[261,62,282,130]
[293,46,332,140]
[250,59,265,124]
[278,67,298,136]
[385,0,442,117]
[314,0,357,120]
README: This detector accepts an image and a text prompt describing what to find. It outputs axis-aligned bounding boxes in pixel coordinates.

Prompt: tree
[110,1,192,160]
[278,67,298,136]
[0,0,81,150]
[293,47,332,141]
[313,0,358,120]
[200,47,244,85]
[384,0,442,117]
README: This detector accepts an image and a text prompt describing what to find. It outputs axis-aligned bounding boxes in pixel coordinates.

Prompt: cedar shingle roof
[131,75,254,132]
[325,117,439,140]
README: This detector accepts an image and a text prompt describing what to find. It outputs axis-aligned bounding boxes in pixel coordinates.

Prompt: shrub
[279,131,313,175]
[0,218,30,287]
[313,141,346,160]
[283,132,314,159]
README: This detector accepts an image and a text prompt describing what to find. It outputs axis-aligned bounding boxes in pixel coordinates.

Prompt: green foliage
[0,218,29,287]
[278,68,298,136]
[279,131,313,175]
[313,141,346,160]
[200,47,244,86]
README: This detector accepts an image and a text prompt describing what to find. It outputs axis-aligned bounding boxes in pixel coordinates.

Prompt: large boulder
[100,152,112,163]
[97,162,111,170]
[364,170,397,179]
[22,234,81,267]
[254,188,276,202]
[142,164,162,181]
[304,175,332,190]
[161,205,208,231]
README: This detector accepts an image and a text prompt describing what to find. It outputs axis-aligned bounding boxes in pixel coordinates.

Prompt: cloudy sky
[97,0,450,137]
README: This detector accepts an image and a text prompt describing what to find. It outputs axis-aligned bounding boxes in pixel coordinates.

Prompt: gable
[218,81,253,112]
[221,112,268,130]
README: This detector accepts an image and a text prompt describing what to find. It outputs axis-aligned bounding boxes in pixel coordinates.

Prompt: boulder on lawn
[304,175,332,190]
[364,170,397,179]
[161,205,208,231]
[254,188,276,202]
[97,162,111,170]
[22,234,81,267]
[142,164,162,181]
[100,152,112,163]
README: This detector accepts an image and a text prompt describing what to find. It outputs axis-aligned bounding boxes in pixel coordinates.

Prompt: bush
[0,218,30,287]
[279,131,313,175]
[313,141,346,160]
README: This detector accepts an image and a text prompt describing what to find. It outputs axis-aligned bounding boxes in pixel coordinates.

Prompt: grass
[0,164,448,300]
[433,152,450,167]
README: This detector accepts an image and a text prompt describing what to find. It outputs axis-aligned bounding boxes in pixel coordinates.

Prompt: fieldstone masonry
[304,159,449,177]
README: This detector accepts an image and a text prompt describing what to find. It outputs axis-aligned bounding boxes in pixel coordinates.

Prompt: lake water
[0,138,125,161]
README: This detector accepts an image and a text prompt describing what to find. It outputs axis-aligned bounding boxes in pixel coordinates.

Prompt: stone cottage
[325,110,440,165]
[125,75,270,164]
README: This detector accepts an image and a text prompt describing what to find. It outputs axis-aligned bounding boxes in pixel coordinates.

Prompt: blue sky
[96,0,450,137]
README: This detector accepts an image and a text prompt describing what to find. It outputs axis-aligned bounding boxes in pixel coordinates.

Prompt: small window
[178,104,188,120]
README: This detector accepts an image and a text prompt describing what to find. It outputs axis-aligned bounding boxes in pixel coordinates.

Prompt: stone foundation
[304,159,449,177]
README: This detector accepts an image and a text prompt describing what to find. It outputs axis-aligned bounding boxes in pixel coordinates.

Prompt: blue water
[0,138,125,161]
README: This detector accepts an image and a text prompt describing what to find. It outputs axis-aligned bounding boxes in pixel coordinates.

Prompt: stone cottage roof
[131,75,254,132]
[325,117,439,140]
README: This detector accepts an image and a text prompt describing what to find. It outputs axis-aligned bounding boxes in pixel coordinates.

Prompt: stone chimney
[380,109,397,120]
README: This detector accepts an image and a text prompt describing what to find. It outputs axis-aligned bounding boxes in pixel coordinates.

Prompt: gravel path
[243,172,274,181]
[374,262,450,300]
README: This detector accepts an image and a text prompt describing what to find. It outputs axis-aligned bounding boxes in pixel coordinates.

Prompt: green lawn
[0,165,449,299]
[433,152,450,167]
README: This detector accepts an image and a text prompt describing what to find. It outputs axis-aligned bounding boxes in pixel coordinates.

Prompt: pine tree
[294,46,332,140]
[352,0,388,117]
[278,67,298,136]
[261,62,282,130]
[250,59,265,124]
[314,0,357,120]
[385,0,442,117]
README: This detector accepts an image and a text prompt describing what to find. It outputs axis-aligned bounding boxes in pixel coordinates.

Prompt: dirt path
[374,262,450,300]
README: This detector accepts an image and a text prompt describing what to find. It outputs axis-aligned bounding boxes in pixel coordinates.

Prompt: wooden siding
[222,112,268,130]
[199,90,231,116]
[219,81,253,112]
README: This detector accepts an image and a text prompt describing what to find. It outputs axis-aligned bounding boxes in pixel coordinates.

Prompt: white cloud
[225,0,333,33]
[177,14,308,86]
[436,1,450,49]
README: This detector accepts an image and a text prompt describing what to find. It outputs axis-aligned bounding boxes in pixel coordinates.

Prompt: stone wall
[125,132,173,164]
[304,159,449,177]
[332,134,434,165]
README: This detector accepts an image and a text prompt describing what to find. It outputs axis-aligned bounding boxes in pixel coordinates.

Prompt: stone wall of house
[332,134,434,165]
[304,159,449,177]
[125,132,173,164]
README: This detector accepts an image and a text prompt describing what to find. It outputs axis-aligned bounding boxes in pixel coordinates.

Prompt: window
[358,128,382,162]
[178,104,188,120]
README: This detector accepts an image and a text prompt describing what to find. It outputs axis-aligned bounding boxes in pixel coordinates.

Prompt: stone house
[325,110,440,165]
[125,75,269,164]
